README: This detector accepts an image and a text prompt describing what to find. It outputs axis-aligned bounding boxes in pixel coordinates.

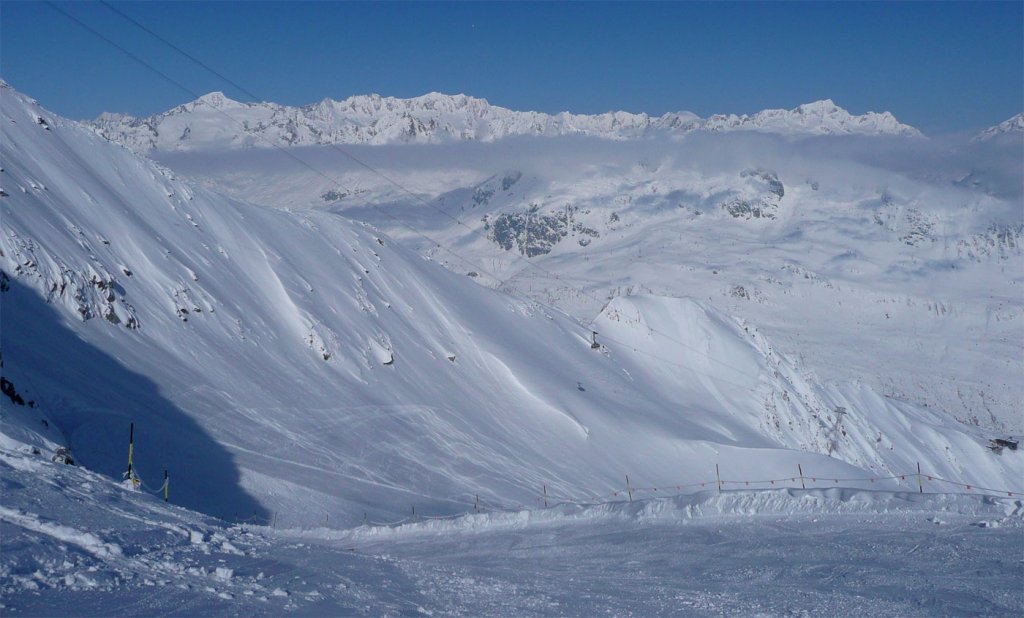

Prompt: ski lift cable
[51,2,786,393]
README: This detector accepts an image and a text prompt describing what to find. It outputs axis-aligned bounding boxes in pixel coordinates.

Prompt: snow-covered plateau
[2,81,1022,614]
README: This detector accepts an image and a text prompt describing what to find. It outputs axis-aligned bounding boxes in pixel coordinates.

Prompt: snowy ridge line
[84,7,925,148]
[232,469,1022,530]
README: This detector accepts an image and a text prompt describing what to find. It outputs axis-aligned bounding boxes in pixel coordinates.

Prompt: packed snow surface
[2,444,1022,616]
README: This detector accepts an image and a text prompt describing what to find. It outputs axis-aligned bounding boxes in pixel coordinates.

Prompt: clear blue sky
[2,1,1021,134]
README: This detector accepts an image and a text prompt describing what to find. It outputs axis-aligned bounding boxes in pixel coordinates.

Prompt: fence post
[798,464,806,490]
[163,469,169,502]
[475,494,480,513]
[273,512,278,528]
[543,484,548,508]
[626,474,633,502]
[716,464,722,493]
[411,505,417,522]
[917,462,923,493]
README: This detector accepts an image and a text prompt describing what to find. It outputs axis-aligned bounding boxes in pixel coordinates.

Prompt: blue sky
[2,1,1021,134]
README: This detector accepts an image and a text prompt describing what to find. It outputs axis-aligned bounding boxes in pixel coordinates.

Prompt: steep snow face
[88,92,921,154]
[974,112,1024,141]
[1,84,1018,528]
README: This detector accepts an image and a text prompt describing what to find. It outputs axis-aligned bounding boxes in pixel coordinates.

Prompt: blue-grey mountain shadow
[1,277,266,522]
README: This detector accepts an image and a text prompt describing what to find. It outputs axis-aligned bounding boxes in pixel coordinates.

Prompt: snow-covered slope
[89,92,921,154]
[2,84,1017,531]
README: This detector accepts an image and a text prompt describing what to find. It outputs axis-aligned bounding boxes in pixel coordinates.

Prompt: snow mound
[327,487,1023,541]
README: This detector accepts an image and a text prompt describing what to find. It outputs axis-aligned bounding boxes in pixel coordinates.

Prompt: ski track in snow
[1,449,1022,616]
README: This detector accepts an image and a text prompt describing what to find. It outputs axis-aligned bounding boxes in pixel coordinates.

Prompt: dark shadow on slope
[0,278,267,522]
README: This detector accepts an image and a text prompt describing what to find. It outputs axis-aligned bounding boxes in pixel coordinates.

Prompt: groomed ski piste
[2,442,1023,616]
[2,82,1023,615]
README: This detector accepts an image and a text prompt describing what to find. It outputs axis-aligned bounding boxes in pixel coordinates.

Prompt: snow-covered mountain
[89,92,922,154]
[5,80,1024,616]
[4,83,1017,530]
[973,112,1024,141]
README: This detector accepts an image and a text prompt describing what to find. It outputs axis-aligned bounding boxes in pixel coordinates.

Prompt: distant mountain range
[89,92,924,153]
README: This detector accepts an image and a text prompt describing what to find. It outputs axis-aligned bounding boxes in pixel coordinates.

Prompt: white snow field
[2,82,1023,614]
